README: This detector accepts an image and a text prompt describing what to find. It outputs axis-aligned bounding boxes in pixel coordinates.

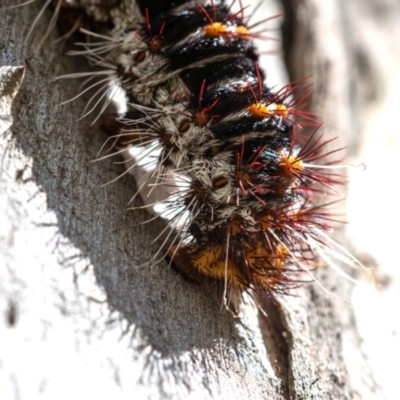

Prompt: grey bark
[0,0,394,399]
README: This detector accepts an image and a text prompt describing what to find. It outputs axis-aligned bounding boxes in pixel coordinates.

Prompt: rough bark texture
[1,0,395,399]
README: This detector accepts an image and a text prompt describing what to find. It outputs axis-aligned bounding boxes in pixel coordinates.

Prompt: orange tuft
[248,102,269,118]
[273,103,289,118]
[204,22,227,37]
[235,25,249,38]
[279,152,304,177]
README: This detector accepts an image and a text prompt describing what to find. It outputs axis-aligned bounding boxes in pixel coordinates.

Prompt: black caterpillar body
[26,0,348,314]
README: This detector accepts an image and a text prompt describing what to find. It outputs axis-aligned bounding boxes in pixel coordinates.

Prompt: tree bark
[1,0,393,399]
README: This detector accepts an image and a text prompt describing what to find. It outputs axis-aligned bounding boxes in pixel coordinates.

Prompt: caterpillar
[3,0,364,317]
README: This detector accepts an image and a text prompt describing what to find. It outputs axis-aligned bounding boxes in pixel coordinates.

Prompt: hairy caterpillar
[3,0,365,317]
[4,1,396,399]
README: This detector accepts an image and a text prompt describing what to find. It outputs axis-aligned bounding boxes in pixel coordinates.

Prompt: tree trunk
[1,0,395,398]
